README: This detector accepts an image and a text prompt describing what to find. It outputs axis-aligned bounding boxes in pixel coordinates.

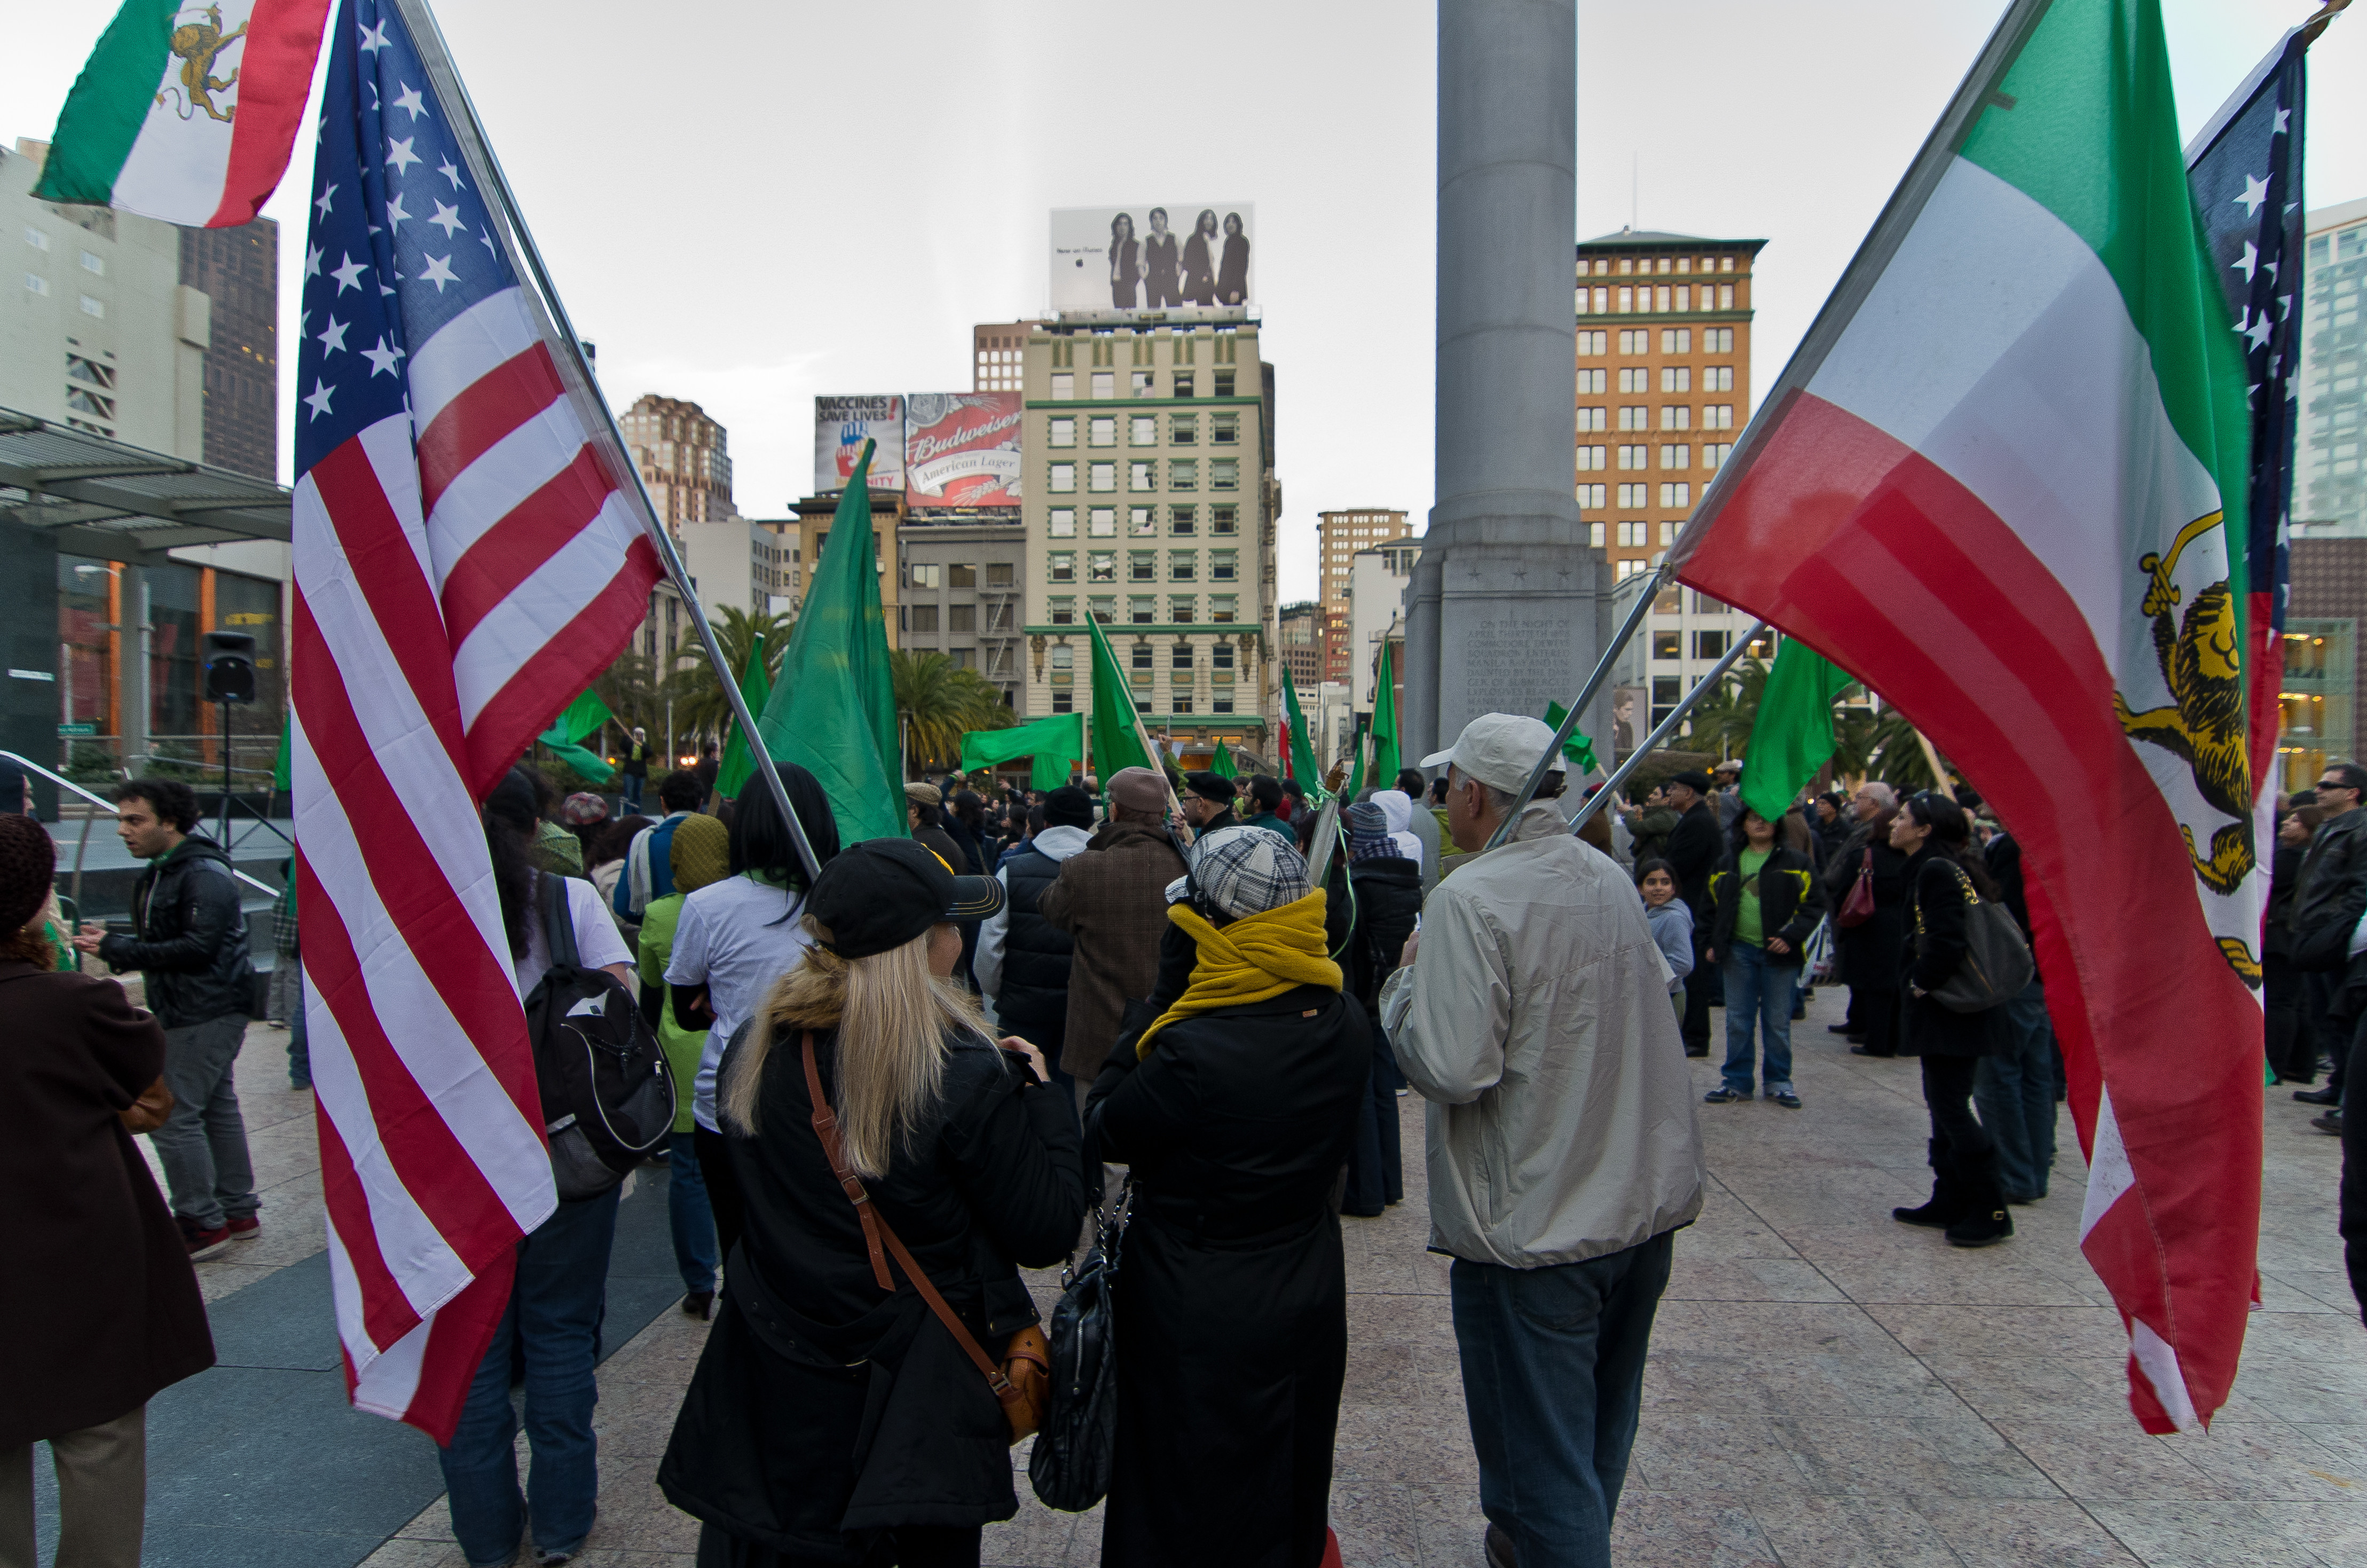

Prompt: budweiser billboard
[1050,204,1255,319]
[812,395,905,494]
[904,392,1023,509]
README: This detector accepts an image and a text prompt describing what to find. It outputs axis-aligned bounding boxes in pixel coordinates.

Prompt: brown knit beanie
[0,815,56,934]
[669,813,730,894]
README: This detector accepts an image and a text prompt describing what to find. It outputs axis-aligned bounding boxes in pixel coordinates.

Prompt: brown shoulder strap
[799,1033,1020,1408]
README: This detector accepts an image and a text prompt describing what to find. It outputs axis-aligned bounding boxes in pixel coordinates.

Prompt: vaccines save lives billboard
[812,393,1021,509]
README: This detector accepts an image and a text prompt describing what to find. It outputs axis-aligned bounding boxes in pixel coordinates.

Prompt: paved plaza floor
[45,982,2367,1566]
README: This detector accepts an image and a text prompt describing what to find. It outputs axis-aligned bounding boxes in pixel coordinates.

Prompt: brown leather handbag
[801,1033,1050,1443]
[121,1077,175,1134]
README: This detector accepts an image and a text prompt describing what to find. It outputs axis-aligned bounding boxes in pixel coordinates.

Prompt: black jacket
[1899,848,2006,1058]
[1705,843,1826,960]
[994,843,1074,1038]
[659,1019,1086,1554]
[97,834,253,1029]
[1829,821,1912,992]
[2293,809,2367,970]
[1344,857,1423,1014]
[1663,801,1722,917]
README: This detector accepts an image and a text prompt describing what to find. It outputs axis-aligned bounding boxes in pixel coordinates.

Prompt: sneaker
[178,1215,233,1259]
[1702,1087,1748,1104]
[226,1215,261,1241]
[1772,1090,1803,1109]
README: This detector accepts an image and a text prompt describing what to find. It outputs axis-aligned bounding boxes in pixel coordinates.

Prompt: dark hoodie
[98,833,254,1028]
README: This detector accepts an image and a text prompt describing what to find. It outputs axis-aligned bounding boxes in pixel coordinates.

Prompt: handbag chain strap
[799,1033,1019,1404]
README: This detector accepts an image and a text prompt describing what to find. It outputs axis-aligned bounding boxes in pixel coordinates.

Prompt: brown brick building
[1316,507,1410,683]
[2284,536,2367,792]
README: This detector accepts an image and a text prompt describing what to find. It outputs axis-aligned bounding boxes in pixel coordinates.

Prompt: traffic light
[203,630,257,704]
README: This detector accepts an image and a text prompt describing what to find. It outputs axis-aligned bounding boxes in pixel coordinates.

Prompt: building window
[1212,413,1239,445]
[1083,551,1114,584]
[1704,443,1734,470]
[1049,596,1075,624]
[1050,644,1074,684]
[1211,550,1238,581]
[1089,461,1116,492]
[1704,406,1734,430]
[1049,507,1076,537]
[1173,373,1196,398]
[1049,416,1076,447]
[1169,459,1197,491]
[1617,445,1648,470]
[1081,507,1111,537]
[1210,458,1239,491]
[79,295,104,318]
[1088,416,1116,447]
[1703,366,1735,392]
[1661,445,1690,470]
[1091,371,1114,398]
[1577,369,1606,396]
[1661,406,1692,431]
[1171,414,1197,445]
[1170,595,1196,622]
[1704,328,1734,352]
[1131,642,1153,674]
[1719,283,1736,309]
[1617,286,1633,312]
[1127,460,1155,492]
[1617,483,1648,508]
[1127,505,1156,536]
[1660,366,1692,393]
[1170,505,1196,535]
[1171,641,1195,671]
[1210,506,1237,535]
[1578,407,1606,432]
[1090,596,1115,624]
[987,561,1014,588]
[1578,330,1607,355]
[1120,551,1149,582]
[1617,521,1649,547]
[910,562,942,588]
[1050,462,1076,493]
[24,273,49,296]
[1051,372,1075,400]
[1660,328,1693,354]
[1660,482,1692,508]
[1695,630,1731,660]
[1050,551,1075,582]
[25,227,49,251]
[1171,551,1197,581]
[1131,369,1154,396]
[1213,369,1236,397]
[1620,329,1648,354]
[1578,446,1606,471]
[1674,285,1691,311]
[80,251,104,277]
[911,603,940,633]
[1588,521,1606,548]
[1661,521,1681,546]
[1130,596,1157,624]
[948,564,976,588]
[1618,368,1648,393]
[1212,594,1238,623]
[1618,406,1649,431]
[1578,483,1607,509]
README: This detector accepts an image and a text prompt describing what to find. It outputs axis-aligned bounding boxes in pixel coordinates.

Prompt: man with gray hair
[1823,779,1900,1044]
[1382,714,1705,1568]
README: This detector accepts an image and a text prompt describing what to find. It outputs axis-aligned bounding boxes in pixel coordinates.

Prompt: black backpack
[1028,1178,1131,1513]
[522,872,677,1200]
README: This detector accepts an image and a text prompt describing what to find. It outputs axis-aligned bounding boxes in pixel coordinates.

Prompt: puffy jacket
[1344,856,1423,1013]
[1706,844,1826,960]
[993,839,1078,1038]
[98,833,254,1028]
[1381,800,1705,1267]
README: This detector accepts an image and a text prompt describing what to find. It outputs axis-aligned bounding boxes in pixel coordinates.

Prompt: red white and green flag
[1671,0,2262,1432]
[34,1,332,226]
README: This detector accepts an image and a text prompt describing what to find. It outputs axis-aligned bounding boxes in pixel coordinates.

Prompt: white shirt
[667,873,816,1131]
[517,873,635,995]
[972,823,1094,1021]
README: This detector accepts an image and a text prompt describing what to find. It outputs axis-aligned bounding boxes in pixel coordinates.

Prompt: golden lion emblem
[158,6,246,124]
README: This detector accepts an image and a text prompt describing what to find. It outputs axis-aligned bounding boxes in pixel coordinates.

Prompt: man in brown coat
[1040,766,1188,1102]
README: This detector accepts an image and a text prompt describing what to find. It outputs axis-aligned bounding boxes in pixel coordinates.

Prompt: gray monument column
[1406,0,1604,765]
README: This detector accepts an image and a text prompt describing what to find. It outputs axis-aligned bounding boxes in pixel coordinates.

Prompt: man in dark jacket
[1040,768,1188,1101]
[1975,825,2057,1201]
[1340,801,1421,1216]
[1239,774,1291,840]
[2292,762,2367,1114]
[1661,771,1723,1056]
[973,787,1092,1078]
[73,777,258,1257]
[620,726,651,814]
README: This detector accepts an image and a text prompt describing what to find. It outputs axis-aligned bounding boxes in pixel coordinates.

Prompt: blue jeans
[1721,944,1798,1095]
[621,773,644,814]
[667,1130,717,1296]
[1975,975,2058,1200]
[438,1186,621,1566]
[1450,1230,1675,1568]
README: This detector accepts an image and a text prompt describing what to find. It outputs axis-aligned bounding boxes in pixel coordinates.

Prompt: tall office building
[1577,228,1768,730]
[1278,601,1322,693]
[1019,321,1281,766]
[178,219,277,480]
[974,321,1039,392]
[2298,198,2367,538]
[1316,508,1410,684]
[622,394,736,531]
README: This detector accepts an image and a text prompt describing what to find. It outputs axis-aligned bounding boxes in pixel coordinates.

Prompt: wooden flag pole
[1914,731,1955,801]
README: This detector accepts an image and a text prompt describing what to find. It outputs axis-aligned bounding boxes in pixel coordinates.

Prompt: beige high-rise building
[1316,508,1410,684]
[974,321,1039,392]
[622,394,736,531]
[1020,321,1281,766]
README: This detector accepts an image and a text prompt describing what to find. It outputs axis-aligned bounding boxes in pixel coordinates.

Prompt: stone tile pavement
[119,983,2367,1566]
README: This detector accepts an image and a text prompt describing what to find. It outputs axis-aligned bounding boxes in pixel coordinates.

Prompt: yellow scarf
[1136,890,1342,1059]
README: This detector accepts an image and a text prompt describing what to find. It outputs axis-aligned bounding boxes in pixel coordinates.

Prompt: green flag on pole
[1210,738,1237,778]
[272,712,292,793]
[1540,702,1602,776]
[1281,663,1322,795]
[1738,640,1855,826]
[537,688,617,784]
[714,631,772,801]
[757,441,903,844]
[960,712,1084,791]
[1370,640,1402,789]
[1083,613,1153,783]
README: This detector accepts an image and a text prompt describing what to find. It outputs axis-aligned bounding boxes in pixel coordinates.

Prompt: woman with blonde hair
[660,838,1087,1567]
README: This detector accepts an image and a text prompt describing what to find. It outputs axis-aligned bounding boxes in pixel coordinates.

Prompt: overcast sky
[10,2,2364,603]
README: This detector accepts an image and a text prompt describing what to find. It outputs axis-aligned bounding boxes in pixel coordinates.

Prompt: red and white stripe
[295,286,659,1439]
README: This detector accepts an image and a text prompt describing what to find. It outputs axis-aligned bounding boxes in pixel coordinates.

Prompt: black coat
[97,833,253,1028]
[1830,826,1912,995]
[1705,842,1826,960]
[1899,848,2008,1058]
[1663,801,1723,918]
[1084,955,1370,1568]
[659,1018,1087,1557]
[1344,856,1423,1013]
[995,844,1074,1041]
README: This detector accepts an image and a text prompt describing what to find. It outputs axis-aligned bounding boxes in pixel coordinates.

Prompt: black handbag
[1925,862,2034,1014]
[1027,1176,1131,1512]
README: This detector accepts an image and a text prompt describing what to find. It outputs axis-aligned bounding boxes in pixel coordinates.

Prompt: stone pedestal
[1404,0,1609,763]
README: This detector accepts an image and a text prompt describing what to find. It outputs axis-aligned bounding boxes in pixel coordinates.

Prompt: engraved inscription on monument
[1463,616,1572,720]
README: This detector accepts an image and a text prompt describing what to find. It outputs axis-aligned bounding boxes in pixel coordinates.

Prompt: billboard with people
[1050,204,1255,317]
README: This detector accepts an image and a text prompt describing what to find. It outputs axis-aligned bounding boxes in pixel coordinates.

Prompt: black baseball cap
[807,837,1004,959]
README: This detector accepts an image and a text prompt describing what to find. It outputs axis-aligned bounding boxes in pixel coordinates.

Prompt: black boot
[1892,1140,1963,1227]
[1945,1148,2015,1248]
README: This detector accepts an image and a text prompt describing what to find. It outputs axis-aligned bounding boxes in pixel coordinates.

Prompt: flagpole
[1563,620,1772,838]
[1485,561,1666,850]
[391,0,819,883]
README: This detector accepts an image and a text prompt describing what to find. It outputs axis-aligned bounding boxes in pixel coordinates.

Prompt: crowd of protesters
[17,730,2367,1568]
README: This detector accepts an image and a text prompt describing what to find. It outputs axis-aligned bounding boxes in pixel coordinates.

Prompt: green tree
[893,649,1012,775]
[669,605,792,746]
[1678,657,1769,761]
[592,647,681,756]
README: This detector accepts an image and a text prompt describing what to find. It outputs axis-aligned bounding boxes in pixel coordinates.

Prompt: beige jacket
[1382,800,1704,1267]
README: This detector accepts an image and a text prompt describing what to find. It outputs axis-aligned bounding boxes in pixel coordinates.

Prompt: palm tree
[1863,708,1947,792]
[892,649,1012,774]
[1678,657,1769,761]
[592,647,681,757]
[668,605,792,745]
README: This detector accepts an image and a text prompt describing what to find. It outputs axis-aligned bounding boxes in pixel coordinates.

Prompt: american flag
[292,0,660,1439]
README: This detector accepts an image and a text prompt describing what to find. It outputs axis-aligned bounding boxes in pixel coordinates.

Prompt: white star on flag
[2245,311,2273,350]
[304,379,336,420]
[477,225,497,258]
[420,254,460,292]
[429,201,465,237]
[305,242,324,278]
[385,193,411,234]
[315,184,336,219]
[331,253,369,293]
[2232,241,2257,282]
[437,157,466,191]
[357,19,390,53]
[386,136,422,175]
[2233,172,2270,217]
[2274,107,2290,135]
[318,316,349,355]
[361,336,404,377]
[392,82,430,122]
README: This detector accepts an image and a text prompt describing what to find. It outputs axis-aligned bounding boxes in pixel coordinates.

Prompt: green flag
[1370,640,1402,789]
[537,688,617,785]
[961,712,1084,792]
[1210,738,1237,779]
[757,442,902,844]
[272,712,292,793]
[1739,641,1855,825]
[1281,664,1322,795]
[1083,613,1153,783]
[714,631,772,801]
[1540,702,1602,776]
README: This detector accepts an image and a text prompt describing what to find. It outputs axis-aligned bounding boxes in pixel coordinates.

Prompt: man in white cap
[1381,713,1705,1568]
